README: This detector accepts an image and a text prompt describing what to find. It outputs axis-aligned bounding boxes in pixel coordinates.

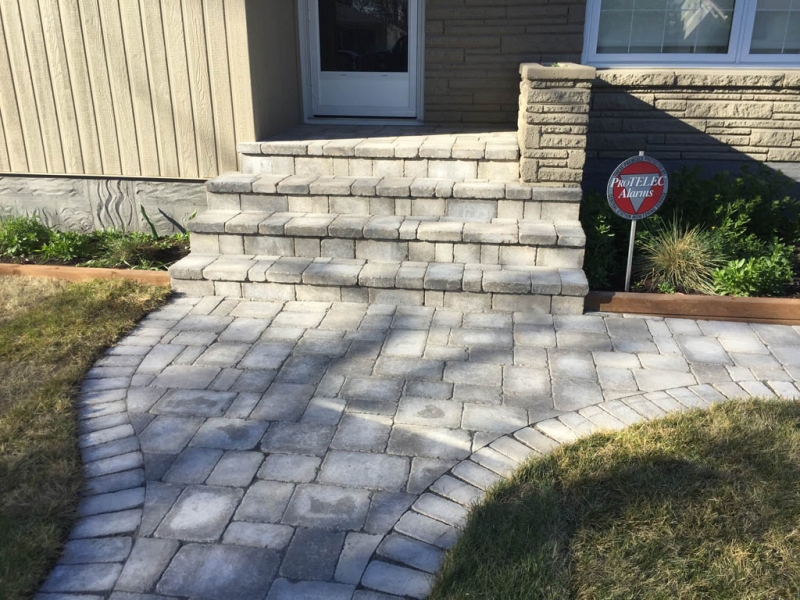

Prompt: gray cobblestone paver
[49,297,800,599]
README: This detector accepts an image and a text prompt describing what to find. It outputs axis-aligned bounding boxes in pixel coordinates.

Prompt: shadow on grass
[0,277,169,600]
[431,400,800,600]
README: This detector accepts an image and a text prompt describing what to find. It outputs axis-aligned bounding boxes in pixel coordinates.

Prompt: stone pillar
[518,63,596,187]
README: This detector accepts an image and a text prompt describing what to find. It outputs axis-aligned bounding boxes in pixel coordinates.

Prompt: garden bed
[0,215,189,272]
[582,166,800,301]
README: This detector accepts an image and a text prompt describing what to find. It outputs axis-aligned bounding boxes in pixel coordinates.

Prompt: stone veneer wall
[518,63,596,187]
[424,0,585,124]
[587,69,800,164]
[0,176,205,235]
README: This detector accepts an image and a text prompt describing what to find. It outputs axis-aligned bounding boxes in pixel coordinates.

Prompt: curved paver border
[358,381,800,599]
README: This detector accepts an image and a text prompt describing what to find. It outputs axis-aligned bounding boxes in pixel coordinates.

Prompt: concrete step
[169,255,588,314]
[206,174,580,221]
[237,130,520,181]
[187,211,586,268]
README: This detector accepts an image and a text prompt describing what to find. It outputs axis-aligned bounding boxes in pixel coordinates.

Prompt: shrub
[713,242,794,297]
[0,216,51,258]
[663,165,800,246]
[636,218,723,295]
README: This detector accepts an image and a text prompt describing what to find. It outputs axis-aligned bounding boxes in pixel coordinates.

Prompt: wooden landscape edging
[586,291,800,326]
[0,263,170,286]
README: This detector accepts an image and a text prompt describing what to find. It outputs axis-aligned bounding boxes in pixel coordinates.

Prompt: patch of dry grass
[430,400,800,600]
[0,277,67,322]
[0,276,169,600]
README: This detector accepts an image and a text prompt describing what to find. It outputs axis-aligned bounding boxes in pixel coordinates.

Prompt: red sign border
[606,155,669,221]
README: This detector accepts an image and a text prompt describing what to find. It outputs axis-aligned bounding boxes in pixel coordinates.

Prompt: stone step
[237,132,520,181]
[187,211,585,268]
[169,255,588,314]
[207,174,580,221]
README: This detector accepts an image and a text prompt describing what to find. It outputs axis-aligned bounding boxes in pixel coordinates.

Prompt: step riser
[207,193,579,222]
[190,233,584,269]
[241,155,519,181]
[172,279,584,315]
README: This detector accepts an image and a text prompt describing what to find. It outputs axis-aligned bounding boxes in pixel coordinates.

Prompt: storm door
[309,0,418,117]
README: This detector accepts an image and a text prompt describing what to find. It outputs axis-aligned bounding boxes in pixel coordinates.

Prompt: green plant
[713,242,794,297]
[0,216,51,258]
[36,231,92,263]
[580,192,625,289]
[636,218,723,294]
[83,229,189,270]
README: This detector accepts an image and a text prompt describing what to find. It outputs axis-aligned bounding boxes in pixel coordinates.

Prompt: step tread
[170,255,589,297]
[207,173,580,202]
[188,210,586,247]
[237,129,519,160]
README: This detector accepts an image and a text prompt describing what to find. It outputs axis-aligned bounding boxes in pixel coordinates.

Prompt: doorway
[302,0,422,119]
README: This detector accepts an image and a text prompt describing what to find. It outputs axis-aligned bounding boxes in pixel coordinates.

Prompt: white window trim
[582,0,800,67]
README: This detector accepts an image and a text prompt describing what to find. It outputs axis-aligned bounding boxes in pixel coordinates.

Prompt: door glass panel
[318,0,409,72]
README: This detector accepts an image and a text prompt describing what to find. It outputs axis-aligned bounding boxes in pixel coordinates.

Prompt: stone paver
[46,295,800,599]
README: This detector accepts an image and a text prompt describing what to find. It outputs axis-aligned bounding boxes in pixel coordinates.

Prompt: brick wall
[424,0,586,124]
[587,69,800,164]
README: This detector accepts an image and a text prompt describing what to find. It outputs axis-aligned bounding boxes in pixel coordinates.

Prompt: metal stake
[622,150,646,292]
[624,219,636,292]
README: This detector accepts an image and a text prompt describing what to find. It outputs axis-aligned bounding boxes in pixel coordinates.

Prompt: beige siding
[0,0,256,178]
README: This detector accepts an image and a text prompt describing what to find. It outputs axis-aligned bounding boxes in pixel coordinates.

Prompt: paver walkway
[39,297,800,600]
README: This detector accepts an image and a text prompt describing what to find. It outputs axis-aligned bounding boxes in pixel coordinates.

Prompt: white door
[309,0,418,118]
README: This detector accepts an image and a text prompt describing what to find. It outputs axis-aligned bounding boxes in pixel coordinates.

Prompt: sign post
[606,152,669,292]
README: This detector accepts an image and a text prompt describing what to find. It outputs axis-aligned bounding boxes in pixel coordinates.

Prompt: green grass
[0,276,169,600]
[430,399,800,600]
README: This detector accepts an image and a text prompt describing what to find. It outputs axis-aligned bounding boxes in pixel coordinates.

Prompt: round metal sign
[607,155,668,220]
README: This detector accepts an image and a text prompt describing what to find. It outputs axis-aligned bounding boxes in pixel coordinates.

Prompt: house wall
[584,69,800,188]
[587,69,800,163]
[424,0,585,125]
[246,0,302,140]
[0,0,255,179]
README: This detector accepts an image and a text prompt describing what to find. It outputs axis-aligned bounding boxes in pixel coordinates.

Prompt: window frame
[582,0,800,66]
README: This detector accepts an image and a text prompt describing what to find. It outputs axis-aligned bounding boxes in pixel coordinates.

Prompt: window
[584,0,800,65]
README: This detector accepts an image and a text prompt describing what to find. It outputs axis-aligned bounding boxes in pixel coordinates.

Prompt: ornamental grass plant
[635,218,723,295]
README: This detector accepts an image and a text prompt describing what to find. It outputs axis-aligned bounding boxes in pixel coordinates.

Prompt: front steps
[187,210,585,268]
[170,126,590,315]
[171,255,587,314]
[205,173,580,221]
[237,126,520,181]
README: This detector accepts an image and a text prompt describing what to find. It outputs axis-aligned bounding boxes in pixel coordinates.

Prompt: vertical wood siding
[0,0,254,178]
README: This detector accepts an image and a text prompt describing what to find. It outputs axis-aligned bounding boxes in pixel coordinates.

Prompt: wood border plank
[0,262,170,285]
[586,291,800,326]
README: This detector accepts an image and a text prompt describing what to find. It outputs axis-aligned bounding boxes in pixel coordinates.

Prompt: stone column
[518,63,596,187]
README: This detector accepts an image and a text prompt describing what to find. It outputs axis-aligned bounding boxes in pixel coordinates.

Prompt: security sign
[607,154,668,220]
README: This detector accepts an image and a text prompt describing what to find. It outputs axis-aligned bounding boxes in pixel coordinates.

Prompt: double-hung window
[583,0,800,65]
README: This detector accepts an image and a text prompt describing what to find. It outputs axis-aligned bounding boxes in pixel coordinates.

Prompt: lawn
[0,276,169,600]
[430,399,800,600]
